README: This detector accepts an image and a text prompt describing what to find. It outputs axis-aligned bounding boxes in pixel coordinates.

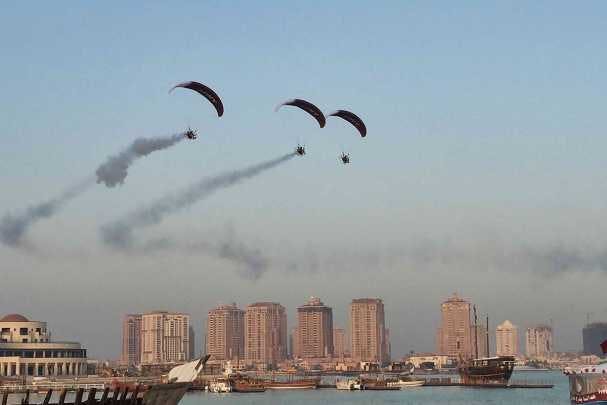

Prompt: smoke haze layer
[0,178,93,247]
[96,132,187,187]
[101,153,296,250]
[136,230,270,280]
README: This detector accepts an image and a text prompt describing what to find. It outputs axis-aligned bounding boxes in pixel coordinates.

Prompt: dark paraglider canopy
[275,98,326,128]
[169,81,224,117]
[328,110,367,137]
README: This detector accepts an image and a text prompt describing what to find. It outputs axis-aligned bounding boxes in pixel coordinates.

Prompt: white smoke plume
[96,132,188,187]
[0,177,93,247]
[101,153,296,249]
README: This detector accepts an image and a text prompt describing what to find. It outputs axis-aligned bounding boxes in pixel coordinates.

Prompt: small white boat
[208,379,232,393]
[336,378,361,390]
[386,379,425,388]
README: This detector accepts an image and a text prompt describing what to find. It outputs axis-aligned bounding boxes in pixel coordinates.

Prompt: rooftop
[0,314,29,322]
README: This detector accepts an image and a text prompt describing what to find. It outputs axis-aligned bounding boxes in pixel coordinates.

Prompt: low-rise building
[406,353,451,370]
[0,314,87,377]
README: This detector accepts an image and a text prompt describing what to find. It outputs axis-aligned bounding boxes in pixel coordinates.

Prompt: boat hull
[142,382,191,405]
[458,356,515,385]
[387,380,425,388]
[569,373,607,404]
[265,378,318,390]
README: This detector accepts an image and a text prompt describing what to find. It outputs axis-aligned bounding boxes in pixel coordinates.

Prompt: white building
[406,353,451,369]
[0,314,87,377]
[496,320,518,357]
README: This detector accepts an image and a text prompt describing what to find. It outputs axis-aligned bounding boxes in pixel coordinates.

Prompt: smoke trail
[96,132,187,187]
[1,130,189,248]
[217,238,269,280]
[101,153,296,249]
[0,177,93,247]
[137,231,270,280]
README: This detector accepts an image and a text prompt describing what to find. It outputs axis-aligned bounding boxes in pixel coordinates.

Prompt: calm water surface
[182,371,571,405]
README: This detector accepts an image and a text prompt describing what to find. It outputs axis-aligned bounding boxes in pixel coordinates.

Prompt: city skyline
[3,292,583,361]
[118,295,571,364]
[3,1,607,360]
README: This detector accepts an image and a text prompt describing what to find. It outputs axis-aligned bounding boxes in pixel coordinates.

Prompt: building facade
[525,325,553,360]
[206,304,245,361]
[350,298,388,364]
[436,294,473,359]
[333,328,348,359]
[244,302,287,367]
[290,328,299,359]
[406,353,451,369]
[141,312,190,364]
[583,323,607,356]
[121,314,142,366]
[296,297,334,359]
[0,314,87,377]
[496,320,518,357]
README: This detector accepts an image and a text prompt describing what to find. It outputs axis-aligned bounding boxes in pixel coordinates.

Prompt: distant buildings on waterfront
[0,313,87,377]
[583,323,607,357]
[436,293,487,359]
[121,311,192,366]
[434,294,559,365]
[294,297,334,359]
[206,303,244,362]
[244,302,288,367]
[118,293,606,372]
[121,296,383,371]
[525,325,553,360]
[495,320,518,357]
[350,298,389,364]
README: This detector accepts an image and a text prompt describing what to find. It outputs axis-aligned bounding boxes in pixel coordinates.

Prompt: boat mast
[486,315,490,358]
[473,305,478,359]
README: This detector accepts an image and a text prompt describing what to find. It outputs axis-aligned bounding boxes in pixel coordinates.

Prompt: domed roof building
[0,314,29,322]
[0,313,87,377]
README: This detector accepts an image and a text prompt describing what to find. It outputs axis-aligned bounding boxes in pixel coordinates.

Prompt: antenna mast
[486,315,490,358]
[473,305,479,359]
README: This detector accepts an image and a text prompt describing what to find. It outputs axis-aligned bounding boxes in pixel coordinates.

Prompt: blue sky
[2,1,607,358]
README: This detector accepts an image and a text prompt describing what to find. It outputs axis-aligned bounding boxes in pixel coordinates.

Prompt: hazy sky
[2,1,607,359]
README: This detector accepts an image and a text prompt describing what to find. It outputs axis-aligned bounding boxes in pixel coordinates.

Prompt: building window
[20,328,29,336]
[22,339,28,343]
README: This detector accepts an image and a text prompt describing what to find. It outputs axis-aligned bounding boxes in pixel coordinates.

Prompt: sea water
[181,371,570,405]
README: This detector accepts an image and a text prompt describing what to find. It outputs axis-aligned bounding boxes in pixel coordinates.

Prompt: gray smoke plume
[217,235,269,280]
[101,153,296,249]
[0,177,93,247]
[1,130,189,248]
[135,231,270,280]
[96,132,187,187]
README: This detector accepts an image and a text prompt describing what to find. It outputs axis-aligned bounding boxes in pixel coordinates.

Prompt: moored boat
[458,356,516,385]
[565,362,607,404]
[264,378,319,390]
[458,309,515,385]
[336,378,361,390]
[208,379,232,393]
[386,378,425,388]
[230,376,266,393]
[361,378,401,391]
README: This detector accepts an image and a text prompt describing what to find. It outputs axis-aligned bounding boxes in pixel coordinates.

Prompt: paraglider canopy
[328,110,366,137]
[275,98,326,128]
[169,81,224,117]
